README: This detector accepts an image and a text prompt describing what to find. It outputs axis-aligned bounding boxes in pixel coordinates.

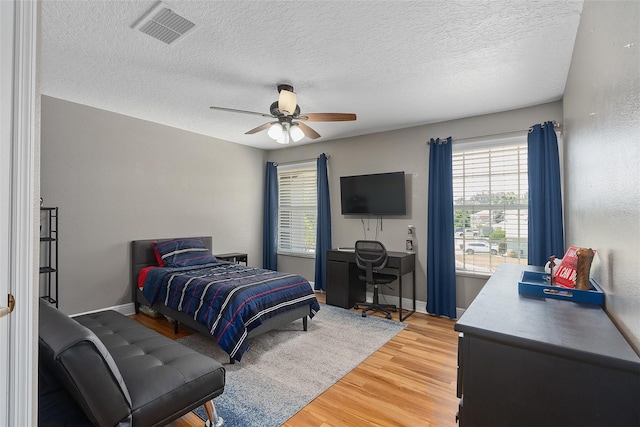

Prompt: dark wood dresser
[454,264,640,426]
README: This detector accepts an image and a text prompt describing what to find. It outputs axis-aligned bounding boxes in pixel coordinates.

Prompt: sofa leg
[204,400,214,422]
[303,316,308,331]
[203,399,224,426]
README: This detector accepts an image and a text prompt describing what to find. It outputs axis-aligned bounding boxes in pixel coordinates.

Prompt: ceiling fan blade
[297,113,357,122]
[278,89,297,116]
[210,106,273,118]
[297,122,321,139]
[245,122,276,135]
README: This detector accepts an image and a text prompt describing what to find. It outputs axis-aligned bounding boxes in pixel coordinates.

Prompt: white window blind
[453,142,528,275]
[277,162,317,257]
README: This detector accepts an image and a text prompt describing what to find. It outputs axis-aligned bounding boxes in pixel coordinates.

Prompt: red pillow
[152,240,165,267]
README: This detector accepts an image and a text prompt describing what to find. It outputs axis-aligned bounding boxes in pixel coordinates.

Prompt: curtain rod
[272,153,329,167]
[428,121,561,144]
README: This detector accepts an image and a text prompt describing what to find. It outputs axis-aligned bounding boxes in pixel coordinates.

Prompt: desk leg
[399,270,417,322]
[413,270,416,312]
[398,273,402,322]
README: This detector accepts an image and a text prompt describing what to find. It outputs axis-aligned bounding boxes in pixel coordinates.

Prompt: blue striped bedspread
[141,261,320,361]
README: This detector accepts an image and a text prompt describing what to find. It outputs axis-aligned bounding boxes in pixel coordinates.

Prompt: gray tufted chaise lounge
[38,300,225,426]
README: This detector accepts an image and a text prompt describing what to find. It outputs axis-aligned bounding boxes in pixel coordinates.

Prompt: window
[453,141,528,275]
[277,162,317,257]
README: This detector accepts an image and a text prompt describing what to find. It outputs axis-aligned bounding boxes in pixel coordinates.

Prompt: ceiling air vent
[133,1,196,45]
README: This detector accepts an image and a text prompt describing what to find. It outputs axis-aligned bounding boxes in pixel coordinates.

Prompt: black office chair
[353,240,397,319]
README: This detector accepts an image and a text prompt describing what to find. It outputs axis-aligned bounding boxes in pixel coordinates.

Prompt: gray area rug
[179,304,407,427]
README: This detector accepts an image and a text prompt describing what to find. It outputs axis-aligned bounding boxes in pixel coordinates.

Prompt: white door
[1,1,38,425]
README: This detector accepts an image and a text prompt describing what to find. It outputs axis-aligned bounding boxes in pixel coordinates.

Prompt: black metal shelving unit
[40,207,58,307]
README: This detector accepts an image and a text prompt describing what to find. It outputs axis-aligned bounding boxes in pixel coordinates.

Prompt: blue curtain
[314,154,331,292]
[528,122,565,266]
[263,162,278,270]
[427,137,457,318]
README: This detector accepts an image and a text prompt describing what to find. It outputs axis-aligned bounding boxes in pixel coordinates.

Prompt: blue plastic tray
[518,270,604,305]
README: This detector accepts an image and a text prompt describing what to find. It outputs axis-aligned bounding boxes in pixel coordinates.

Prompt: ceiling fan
[209,84,357,144]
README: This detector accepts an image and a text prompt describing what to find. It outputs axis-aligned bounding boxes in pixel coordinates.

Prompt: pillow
[151,241,165,267]
[152,238,217,268]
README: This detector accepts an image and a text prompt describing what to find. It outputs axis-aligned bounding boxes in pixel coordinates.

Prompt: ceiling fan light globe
[290,125,305,142]
[278,89,297,116]
[276,131,290,144]
[268,123,283,139]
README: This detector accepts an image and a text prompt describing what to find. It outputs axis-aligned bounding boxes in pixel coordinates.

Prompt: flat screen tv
[340,171,406,215]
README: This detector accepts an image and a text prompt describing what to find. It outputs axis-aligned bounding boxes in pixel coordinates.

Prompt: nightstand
[214,252,248,265]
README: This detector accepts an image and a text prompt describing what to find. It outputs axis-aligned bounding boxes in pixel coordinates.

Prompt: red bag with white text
[554,246,579,288]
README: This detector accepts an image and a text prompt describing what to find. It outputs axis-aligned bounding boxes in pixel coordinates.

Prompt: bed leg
[303,316,308,331]
[173,321,179,334]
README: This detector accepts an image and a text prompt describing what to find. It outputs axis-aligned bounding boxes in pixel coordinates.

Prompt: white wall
[563,0,640,351]
[268,101,563,309]
[40,96,266,314]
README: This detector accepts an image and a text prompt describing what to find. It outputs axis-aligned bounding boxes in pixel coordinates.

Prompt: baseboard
[70,302,136,318]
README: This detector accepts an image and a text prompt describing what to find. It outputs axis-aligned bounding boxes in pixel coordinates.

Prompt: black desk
[326,249,416,321]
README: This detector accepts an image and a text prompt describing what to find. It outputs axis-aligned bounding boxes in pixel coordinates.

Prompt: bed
[131,236,320,362]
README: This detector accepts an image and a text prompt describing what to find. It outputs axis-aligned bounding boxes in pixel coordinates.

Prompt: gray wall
[40,96,266,314]
[563,0,640,351]
[267,101,562,309]
[45,93,558,315]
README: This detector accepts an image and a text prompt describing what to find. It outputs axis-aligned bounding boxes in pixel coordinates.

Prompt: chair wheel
[354,304,359,309]
[362,311,367,317]
[386,314,392,319]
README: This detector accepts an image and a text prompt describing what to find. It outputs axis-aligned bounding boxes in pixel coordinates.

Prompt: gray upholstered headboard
[130,236,213,291]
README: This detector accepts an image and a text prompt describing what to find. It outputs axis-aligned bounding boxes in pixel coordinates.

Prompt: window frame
[276,161,317,258]
[452,136,529,276]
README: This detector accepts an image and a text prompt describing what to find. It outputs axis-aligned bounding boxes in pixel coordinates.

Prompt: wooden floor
[133,293,460,427]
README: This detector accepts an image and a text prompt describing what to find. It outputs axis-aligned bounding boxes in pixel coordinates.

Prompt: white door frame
[0,2,13,424]
[1,1,38,425]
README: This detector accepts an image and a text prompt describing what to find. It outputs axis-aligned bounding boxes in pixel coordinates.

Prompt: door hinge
[0,294,15,318]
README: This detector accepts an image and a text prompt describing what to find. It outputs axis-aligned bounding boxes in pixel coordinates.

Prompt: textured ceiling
[40,0,584,150]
